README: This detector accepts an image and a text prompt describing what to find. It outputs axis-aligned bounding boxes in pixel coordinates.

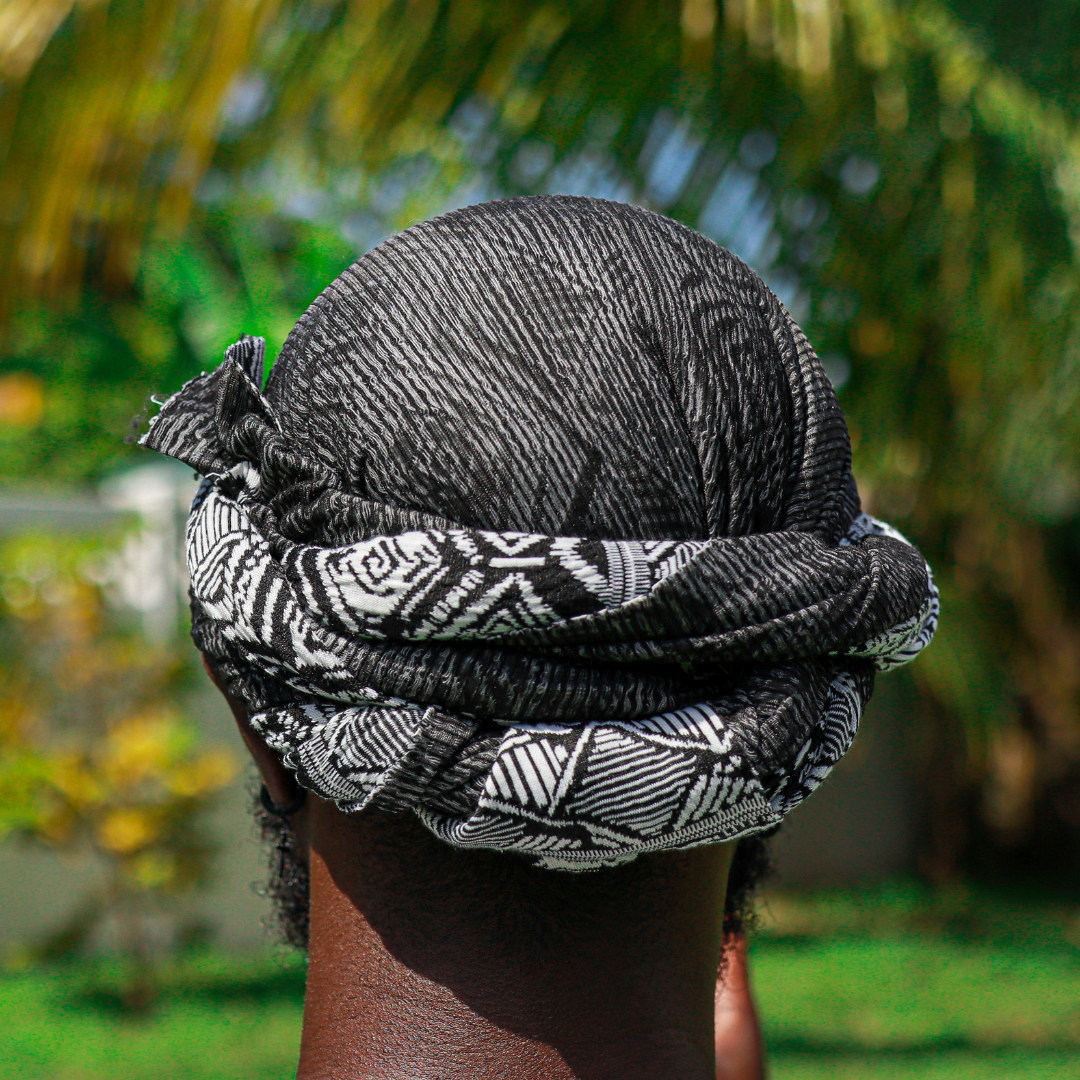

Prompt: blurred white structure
[99,463,200,639]
[0,464,198,639]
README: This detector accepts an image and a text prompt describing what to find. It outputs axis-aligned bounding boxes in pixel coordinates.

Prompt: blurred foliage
[0,533,236,1006]
[3,0,1080,881]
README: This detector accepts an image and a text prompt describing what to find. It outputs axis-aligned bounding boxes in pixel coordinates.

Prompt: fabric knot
[143,335,355,545]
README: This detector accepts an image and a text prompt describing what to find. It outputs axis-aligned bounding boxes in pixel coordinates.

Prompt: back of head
[143,194,937,1078]
[144,188,934,914]
[145,189,935,871]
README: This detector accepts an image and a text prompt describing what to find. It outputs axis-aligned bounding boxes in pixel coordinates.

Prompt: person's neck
[296,800,733,1080]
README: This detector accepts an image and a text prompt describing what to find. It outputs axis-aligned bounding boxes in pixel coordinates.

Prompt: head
[146,194,934,953]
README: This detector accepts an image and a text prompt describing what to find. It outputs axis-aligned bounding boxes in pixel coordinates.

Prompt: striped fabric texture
[142,196,937,869]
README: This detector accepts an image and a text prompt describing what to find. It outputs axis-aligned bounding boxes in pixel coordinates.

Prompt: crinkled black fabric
[141,196,937,868]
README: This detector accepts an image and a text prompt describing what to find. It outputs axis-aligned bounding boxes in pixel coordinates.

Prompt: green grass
[0,952,305,1080]
[755,883,1080,1079]
[756,937,1080,1078]
[1,884,1079,1079]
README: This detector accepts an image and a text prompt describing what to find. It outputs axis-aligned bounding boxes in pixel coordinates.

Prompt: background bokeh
[3,2,1080,1078]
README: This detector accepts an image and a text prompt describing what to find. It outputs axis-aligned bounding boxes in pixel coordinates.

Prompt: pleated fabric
[142,196,937,868]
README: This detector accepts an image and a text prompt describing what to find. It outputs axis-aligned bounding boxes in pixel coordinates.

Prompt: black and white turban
[142,195,937,869]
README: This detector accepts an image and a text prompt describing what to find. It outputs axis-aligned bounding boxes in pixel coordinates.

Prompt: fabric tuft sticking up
[141,196,937,869]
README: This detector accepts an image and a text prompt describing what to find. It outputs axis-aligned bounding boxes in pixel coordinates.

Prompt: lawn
[0,952,305,1080]
[756,884,1080,1078]
[2,884,1079,1079]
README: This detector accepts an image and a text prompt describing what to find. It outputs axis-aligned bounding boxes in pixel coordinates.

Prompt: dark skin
[205,658,766,1080]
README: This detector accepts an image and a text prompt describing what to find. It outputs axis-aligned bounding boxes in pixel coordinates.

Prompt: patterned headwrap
[141,196,937,869]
